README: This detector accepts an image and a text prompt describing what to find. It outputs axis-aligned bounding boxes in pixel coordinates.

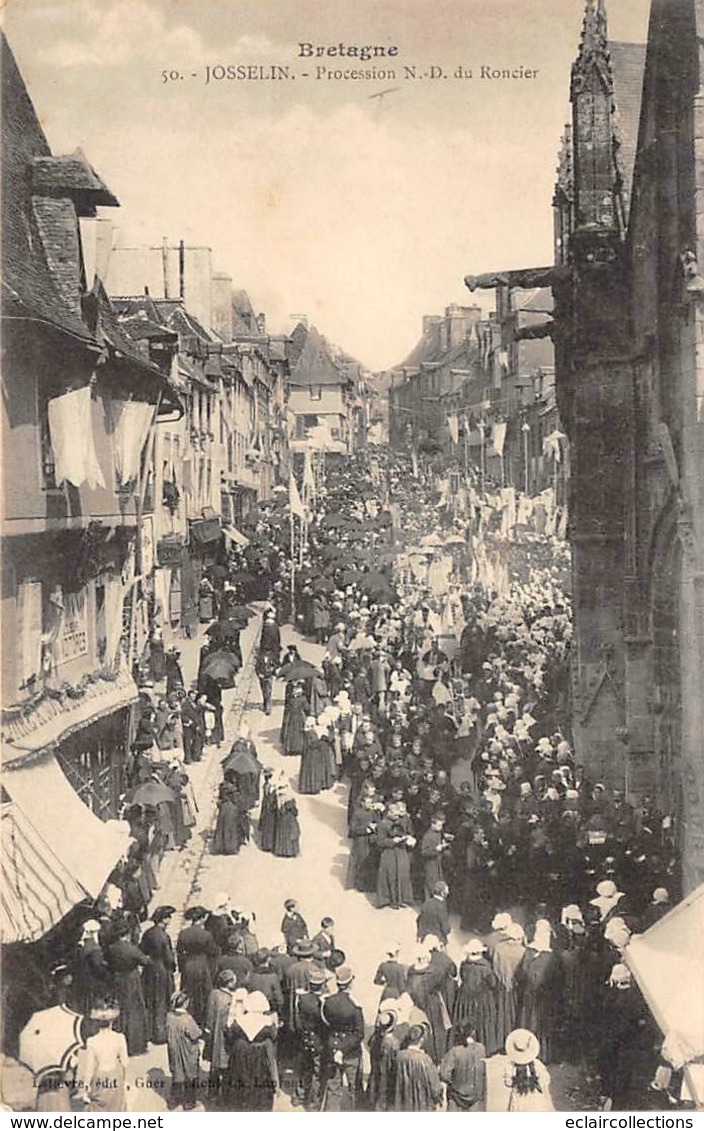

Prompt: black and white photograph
[1,0,703,1117]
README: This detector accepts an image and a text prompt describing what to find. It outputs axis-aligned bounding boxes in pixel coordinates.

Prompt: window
[309,386,322,401]
[37,391,57,490]
[17,580,43,692]
[57,710,129,820]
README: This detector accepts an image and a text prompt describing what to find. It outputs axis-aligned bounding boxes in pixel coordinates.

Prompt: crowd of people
[17,449,688,1113]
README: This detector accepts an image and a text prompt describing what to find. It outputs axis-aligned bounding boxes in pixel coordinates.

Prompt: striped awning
[1,801,87,944]
[2,665,139,766]
[222,524,250,548]
[1,753,131,944]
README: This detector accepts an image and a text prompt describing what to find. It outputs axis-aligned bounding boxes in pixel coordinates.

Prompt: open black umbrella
[130,780,177,807]
[278,659,322,681]
[200,649,241,687]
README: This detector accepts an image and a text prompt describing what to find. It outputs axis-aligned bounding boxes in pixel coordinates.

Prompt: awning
[625,883,704,1106]
[1,801,87,944]
[2,666,140,766]
[223,524,250,549]
[2,750,131,918]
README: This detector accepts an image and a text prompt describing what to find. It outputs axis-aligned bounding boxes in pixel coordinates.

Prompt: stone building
[467,0,704,893]
[0,35,179,948]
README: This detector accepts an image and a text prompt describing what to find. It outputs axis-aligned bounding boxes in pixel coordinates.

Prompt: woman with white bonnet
[493,922,526,1051]
[517,919,561,1064]
[452,938,499,1055]
[590,878,625,923]
[224,989,279,1111]
[504,1028,554,1112]
[485,910,511,960]
[596,963,654,1111]
[373,942,407,1004]
[555,904,587,1061]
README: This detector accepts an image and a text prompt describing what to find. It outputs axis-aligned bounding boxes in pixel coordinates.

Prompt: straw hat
[505,1028,540,1065]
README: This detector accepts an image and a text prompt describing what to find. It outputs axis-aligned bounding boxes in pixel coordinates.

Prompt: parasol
[130,780,177,807]
[278,659,321,681]
[19,1005,84,1083]
[199,649,241,687]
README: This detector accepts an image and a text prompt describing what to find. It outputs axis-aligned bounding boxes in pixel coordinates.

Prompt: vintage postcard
[2,0,702,1118]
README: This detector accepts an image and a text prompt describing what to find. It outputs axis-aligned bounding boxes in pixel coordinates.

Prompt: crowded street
[2,450,695,1114]
[3,0,704,1116]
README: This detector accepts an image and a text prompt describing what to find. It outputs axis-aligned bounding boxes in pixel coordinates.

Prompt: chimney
[211,273,233,343]
[257,312,266,335]
[162,237,170,299]
[422,314,442,335]
[179,239,185,300]
[446,304,483,348]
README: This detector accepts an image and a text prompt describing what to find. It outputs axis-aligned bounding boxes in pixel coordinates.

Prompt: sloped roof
[518,287,554,313]
[289,324,350,387]
[609,42,647,218]
[397,321,478,372]
[31,149,118,213]
[1,35,97,344]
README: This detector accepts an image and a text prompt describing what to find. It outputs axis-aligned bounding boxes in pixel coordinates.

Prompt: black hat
[329,948,346,970]
[293,939,315,958]
[152,905,176,924]
[184,905,208,922]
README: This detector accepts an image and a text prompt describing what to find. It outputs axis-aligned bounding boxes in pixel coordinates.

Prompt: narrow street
[119,616,594,1114]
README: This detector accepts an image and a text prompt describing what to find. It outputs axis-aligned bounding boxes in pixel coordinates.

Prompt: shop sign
[157,536,184,567]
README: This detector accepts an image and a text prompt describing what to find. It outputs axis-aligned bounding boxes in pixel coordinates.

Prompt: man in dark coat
[181,690,206,763]
[320,967,365,1111]
[105,921,149,1056]
[259,609,281,661]
[286,939,317,1031]
[420,816,450,900]
[416,882,451,944]
[294,967,328,1109]
[140,905,176,1044]
[176,907,218,1027]
[256,652,278,715]
[281,900,309,954]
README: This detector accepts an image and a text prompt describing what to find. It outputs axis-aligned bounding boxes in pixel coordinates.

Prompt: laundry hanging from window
[47,385,105,490]
[109,399,154,484]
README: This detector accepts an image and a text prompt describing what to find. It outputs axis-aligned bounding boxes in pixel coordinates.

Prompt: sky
[4,0,652,369]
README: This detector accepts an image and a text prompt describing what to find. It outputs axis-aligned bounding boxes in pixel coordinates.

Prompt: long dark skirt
[115,968,149,1057]
[225,1029,278,1111]
[281,701,307,755]
[299,739,334,794]
[258,792,277,852]
[273,801,300,857]
[181,955,213,1028]
[143,960,174,1045]
[376,847,413,908]
[212,800,244,855]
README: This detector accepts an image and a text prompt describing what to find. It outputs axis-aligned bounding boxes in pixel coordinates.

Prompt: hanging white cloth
[104,575,125,666]
[48,385,105,490]
[109,400,155,485]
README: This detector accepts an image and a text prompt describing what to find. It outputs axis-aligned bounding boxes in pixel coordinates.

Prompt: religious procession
[4,449,700,1115]
[3,0,704,1118]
